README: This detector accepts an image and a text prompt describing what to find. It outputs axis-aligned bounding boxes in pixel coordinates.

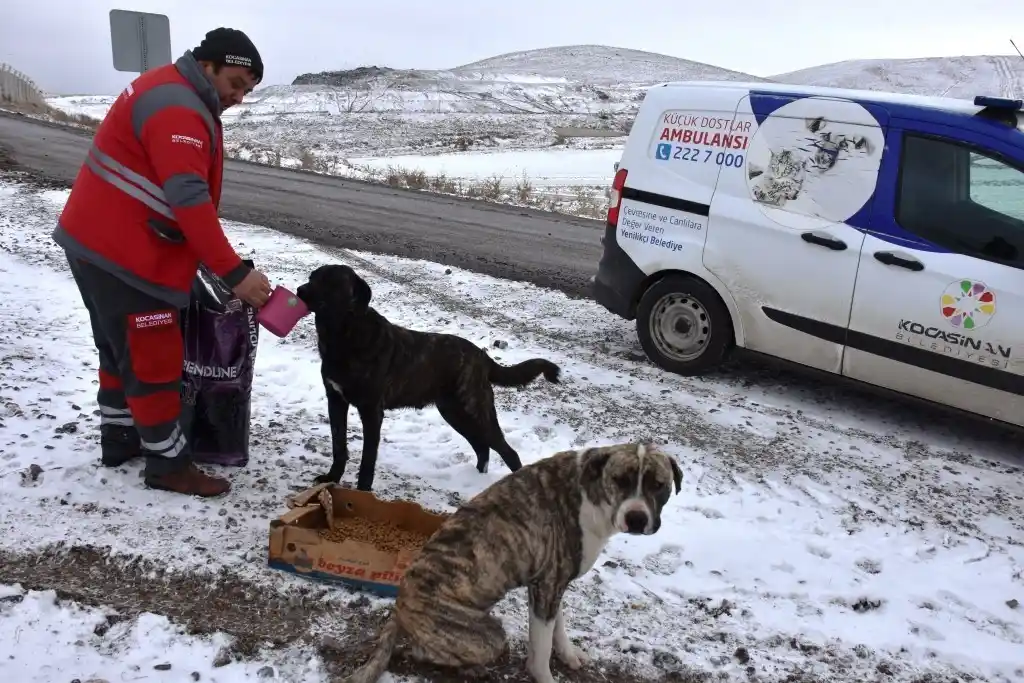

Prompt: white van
[592,81,1024,427]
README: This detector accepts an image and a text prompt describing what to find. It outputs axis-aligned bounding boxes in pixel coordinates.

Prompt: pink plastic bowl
[256,286,310,337]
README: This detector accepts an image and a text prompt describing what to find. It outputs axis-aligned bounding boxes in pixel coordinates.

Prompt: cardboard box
[267,483,449,596]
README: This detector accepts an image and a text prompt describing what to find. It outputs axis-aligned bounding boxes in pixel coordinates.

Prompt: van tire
[636,274,732,375]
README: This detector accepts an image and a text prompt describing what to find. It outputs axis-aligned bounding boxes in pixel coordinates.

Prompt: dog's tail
[343,613,401,683]
[488,357,561,387]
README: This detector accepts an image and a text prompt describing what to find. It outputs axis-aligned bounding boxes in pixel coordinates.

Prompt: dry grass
[0,98,100,130]
[47,106,100,130]
[294,146,342,174]
[299,148,318,171]
[480,174,503,200]
[568,184,606,218]
[338,161,608,220]
[430,172,459,194]
[514,172,534,203]
[221,143,609,222]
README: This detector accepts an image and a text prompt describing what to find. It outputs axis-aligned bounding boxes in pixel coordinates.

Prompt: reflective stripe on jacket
[54,50,250,307]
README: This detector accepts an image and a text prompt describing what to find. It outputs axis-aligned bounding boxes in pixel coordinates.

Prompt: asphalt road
[0,111,605,297]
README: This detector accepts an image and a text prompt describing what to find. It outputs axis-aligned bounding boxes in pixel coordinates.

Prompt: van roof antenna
[1011,38,1024,61]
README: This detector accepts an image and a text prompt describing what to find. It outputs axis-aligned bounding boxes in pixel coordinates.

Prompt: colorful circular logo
[940,279,996,330]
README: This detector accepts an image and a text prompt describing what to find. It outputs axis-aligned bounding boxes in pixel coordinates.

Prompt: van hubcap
[649,293,710,362]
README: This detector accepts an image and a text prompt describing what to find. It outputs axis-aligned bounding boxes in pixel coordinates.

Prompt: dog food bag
[180,259,260,467]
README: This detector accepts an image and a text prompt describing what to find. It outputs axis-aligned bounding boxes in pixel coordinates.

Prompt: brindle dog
[295,264,561,491]
[343,442,683,683]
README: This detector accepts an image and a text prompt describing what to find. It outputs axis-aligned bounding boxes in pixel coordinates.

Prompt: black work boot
[100,424,142,467]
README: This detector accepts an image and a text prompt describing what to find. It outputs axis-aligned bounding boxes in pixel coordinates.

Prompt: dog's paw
[313,472,341,486]
[558,644,590,670]
[526,658,558,683]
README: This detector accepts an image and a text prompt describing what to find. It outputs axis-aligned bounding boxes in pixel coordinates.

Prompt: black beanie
[192,28,263,83]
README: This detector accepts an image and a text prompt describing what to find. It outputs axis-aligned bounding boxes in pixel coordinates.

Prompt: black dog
[295,264,562,492]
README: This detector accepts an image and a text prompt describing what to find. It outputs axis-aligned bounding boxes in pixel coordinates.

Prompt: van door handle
[874,251,924,271]
[800,231,847,251]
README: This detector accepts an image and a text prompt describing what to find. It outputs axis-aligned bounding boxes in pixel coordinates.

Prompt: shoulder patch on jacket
[131,82,216,148]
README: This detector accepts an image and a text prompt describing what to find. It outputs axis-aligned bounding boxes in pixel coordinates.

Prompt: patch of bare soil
[0,158,72,191]
[0,142,15,171]
[0,544,703,682]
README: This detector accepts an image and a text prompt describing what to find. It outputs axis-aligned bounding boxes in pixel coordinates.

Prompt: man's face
[202,63,257,110]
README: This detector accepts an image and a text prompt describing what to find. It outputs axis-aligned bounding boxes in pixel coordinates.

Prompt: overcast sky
[2,0,1022,95]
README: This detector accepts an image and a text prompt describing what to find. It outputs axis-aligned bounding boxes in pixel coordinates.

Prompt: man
[53,28,273,497]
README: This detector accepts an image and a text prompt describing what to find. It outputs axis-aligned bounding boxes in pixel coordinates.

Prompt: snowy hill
[44,49,1024,171]
[162,45,764,161]
[279,44,764,117]
[771,55,1024,99]
[450,44,765,84]
[293,44,764,89]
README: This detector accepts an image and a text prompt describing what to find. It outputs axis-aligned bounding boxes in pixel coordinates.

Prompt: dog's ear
[353,274,372,311]
[580,447,612,484]
[668,456,683,495]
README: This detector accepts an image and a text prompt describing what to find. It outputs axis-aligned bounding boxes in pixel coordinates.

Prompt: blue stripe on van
[745,89,989,253]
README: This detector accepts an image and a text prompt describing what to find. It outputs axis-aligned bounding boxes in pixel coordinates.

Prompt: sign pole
[138,16,148,72]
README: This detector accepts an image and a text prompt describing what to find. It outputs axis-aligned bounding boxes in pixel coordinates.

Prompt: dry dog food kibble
[320,517,429,553]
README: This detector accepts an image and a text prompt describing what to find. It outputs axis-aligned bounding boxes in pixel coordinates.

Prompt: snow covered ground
[346,147,620,188]
[42,94,114,121]
[0,584,324,683]
[1,175,1024,682]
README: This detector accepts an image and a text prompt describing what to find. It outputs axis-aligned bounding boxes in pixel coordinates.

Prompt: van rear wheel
[636,275,732,375]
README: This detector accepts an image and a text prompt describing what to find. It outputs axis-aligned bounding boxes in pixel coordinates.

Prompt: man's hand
[232,269,272,308]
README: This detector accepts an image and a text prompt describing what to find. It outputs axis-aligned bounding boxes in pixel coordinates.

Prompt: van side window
[896,134,1024,268]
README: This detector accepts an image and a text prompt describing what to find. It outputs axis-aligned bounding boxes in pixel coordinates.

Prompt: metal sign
[109,10,171,73]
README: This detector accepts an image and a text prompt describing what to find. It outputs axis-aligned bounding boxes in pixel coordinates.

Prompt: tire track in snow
[991,56,1022,99]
